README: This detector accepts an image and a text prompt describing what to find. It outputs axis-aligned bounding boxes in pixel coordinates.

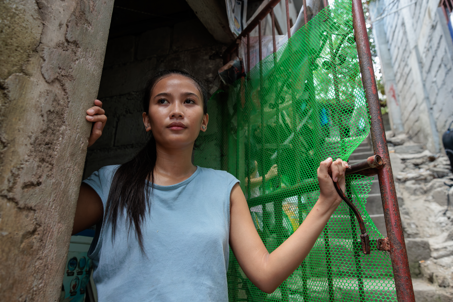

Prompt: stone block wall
[84,17,225,178]
[372,0,453,153]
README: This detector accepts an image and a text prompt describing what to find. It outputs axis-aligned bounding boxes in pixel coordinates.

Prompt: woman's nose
[170,102,184,119]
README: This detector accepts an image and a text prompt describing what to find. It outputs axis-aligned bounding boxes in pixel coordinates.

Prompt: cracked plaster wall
[0,0,114,300]
[84,17,225,178]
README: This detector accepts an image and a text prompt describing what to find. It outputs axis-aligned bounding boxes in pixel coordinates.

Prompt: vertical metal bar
[440,1,449,21]
[271,9,277,53]
[352,0,415,301]
[347,182,365,301]
[246,33,251,200]
[259,20,266,195]
[303,0,308,25]
[323,0,329,8]
[285,0,291,38]
[323,227,334,301]
[247,34,251,73]
[221,54,231,173]
[298,195,309,300]
[446,0,452,11]
[271,8,281,187]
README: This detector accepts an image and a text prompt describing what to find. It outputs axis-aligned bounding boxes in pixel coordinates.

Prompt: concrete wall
[84,17,226,178]
[0,0,114,300]
[370,0,453,153]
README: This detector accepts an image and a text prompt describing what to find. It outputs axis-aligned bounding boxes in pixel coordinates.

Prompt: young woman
[74,69,348,301]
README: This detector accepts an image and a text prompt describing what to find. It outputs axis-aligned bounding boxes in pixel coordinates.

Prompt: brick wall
[84,17,225,178]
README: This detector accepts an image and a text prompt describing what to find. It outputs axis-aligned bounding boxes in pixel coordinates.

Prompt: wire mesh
[214,0,397,301]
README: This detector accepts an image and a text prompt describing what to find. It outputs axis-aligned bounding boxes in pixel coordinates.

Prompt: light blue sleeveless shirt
[83,165,239,301]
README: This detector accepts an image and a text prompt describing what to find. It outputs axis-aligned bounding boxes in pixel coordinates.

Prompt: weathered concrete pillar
[369,1,404,135]
[0,0,114,300]
[399,0,441,153]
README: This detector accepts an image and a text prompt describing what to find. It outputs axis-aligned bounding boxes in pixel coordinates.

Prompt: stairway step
[369,214,387,236]
[353,146,372,153]
[353,193,383,215]
[412,278,453,302]
[349,152,375,161]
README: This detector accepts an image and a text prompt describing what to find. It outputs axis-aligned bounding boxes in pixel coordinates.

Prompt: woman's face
[142,74,209,149]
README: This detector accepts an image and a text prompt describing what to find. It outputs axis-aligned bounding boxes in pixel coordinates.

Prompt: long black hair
[105,69,208,250]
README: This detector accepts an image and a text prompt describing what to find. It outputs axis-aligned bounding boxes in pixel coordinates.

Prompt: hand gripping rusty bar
[332,155,384,255]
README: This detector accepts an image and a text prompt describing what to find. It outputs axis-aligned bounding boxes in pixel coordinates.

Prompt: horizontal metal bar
[347,155,383,174]
[248,156,384,207]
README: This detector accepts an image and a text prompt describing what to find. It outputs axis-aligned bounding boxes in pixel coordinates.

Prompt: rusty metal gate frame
[222,0,415,301]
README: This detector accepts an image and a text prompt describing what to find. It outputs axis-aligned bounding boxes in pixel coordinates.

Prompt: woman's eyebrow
[153,92,199,99]
[153,92,171,99]
[183,92,200,99]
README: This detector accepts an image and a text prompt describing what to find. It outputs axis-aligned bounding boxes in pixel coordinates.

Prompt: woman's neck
[152,143,197,186]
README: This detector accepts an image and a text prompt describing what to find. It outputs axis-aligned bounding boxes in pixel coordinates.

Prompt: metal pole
[271,9,277,53]
[247,34,251,73]
[285,0,291,38]
[352,0,415,301]
[346,181,366,301]
[259,20,266,195]
[303,0,308,24]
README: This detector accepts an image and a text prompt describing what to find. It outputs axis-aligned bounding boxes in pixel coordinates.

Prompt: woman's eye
[185,99,195,104]
[158,99,168,104]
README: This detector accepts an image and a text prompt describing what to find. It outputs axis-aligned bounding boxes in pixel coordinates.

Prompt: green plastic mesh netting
[212,0,397,301]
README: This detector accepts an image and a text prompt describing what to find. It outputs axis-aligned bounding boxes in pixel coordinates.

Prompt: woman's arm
[72,183,104,235]
[245,164,278,190]
[72,100,107,235]
[229,158,347,293]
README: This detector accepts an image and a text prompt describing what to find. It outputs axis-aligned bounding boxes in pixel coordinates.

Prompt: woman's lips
[167,122,186,130]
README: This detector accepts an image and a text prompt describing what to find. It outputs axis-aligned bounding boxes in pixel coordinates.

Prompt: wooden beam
[185,0,235,44]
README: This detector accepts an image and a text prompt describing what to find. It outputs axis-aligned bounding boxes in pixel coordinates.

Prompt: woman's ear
[200,113,209,132]
[142,112,152,132]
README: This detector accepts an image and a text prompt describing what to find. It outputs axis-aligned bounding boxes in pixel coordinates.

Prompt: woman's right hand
[317,157,348,212]
[86,99,107,147]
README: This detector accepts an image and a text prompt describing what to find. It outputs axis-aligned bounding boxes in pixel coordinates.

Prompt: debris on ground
[387,132,453,292]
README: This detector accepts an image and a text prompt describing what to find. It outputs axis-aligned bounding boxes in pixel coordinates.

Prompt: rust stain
[368,66,377,95]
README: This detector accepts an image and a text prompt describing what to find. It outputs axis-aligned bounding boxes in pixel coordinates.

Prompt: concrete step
[370,180,380,194]
[352,146,372,153]
[369,214,387,236]
[349,179,380,195]
[352,193,383,215]
[412,278,453,302]
[358,140,371,149]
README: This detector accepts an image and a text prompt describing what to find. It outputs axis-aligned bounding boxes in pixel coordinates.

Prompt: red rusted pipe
[271,9,277,53]
[352,0,415,301]
[346,155,383,175]
[285,0,291,38]
[259,20,262,61]
[303,0,308,24]
[247,34,251,72]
